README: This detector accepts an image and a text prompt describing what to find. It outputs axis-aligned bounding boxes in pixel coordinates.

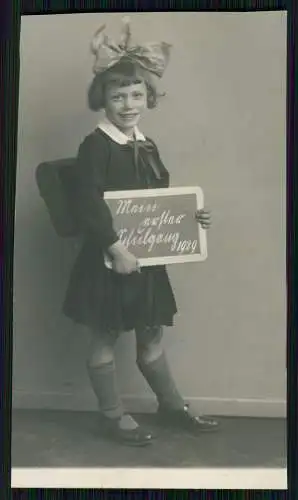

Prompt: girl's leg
[135,325,219,432]
[87,330,153,444]
[87,330,124,420]
[135,325,185,410]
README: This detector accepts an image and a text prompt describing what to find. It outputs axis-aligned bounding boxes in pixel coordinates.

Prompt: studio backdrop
[13,11,287,417]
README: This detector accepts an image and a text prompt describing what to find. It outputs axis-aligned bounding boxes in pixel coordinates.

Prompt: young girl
[63,20,218,446]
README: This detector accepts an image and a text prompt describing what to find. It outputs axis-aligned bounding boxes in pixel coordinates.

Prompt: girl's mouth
[119,113,139,120]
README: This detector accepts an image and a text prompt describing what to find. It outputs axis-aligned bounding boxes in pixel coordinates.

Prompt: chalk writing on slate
[104,187,207,267]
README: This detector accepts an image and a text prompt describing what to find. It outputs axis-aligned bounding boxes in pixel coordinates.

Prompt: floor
[11,410,287,468]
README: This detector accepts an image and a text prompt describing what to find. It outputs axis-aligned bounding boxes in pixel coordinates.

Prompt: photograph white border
[13,11,288,492]
[104,186,207,267]
[11,467,287,489]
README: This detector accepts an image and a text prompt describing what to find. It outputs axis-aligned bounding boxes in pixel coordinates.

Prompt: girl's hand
[113,251,140,274]
[108,241,140,274]
[195,209,211,229]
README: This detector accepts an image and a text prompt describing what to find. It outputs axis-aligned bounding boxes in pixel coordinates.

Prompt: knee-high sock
[137,352,185,410]
[87,361,124,419]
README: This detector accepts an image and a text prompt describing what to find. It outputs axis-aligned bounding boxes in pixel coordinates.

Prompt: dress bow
[125,139,162,182]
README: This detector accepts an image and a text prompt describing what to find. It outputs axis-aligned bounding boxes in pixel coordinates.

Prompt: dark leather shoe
[157,404,219,433]
[99,415,154,447]
[115,426,154,446]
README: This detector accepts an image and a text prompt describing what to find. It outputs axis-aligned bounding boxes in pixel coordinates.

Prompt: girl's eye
[110,92,144,101]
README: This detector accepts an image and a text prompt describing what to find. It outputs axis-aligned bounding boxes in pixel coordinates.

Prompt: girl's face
[104,80,147,134]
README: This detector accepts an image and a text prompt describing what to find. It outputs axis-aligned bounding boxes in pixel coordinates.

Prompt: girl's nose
[123,97,133,109]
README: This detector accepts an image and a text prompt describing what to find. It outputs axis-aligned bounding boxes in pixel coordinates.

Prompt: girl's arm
[75,133,119,250]
[74,134,139,273]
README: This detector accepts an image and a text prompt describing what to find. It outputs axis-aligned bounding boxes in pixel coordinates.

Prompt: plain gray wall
[13,11,287,417]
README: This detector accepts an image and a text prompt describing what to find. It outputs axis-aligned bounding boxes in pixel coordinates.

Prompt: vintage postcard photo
[11,11,287,489]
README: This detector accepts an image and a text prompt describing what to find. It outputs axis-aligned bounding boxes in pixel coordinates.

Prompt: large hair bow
[90,17,171,78]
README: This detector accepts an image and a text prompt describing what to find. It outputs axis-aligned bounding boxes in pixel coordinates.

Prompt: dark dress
[63,128,177,333]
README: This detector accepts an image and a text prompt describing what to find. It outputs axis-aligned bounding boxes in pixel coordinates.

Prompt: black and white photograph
[11,11,287,489]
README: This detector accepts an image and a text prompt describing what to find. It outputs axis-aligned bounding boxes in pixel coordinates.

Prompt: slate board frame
[104,186,207,268]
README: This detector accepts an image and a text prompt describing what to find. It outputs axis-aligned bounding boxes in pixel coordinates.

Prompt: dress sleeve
[74,133,119,249]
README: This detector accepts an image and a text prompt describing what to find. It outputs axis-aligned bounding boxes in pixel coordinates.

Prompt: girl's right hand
[108,241,139,275]
[112,250,139,274]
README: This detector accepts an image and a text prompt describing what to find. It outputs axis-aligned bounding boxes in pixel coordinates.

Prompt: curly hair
[87,60,162,112]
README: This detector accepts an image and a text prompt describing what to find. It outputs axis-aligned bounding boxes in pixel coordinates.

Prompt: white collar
[97,115,146,145]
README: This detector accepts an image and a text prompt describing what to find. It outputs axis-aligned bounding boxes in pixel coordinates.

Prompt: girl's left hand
[195,209,211,229]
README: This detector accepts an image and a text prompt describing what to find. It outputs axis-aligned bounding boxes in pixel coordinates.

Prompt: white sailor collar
[97,115,146,145]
